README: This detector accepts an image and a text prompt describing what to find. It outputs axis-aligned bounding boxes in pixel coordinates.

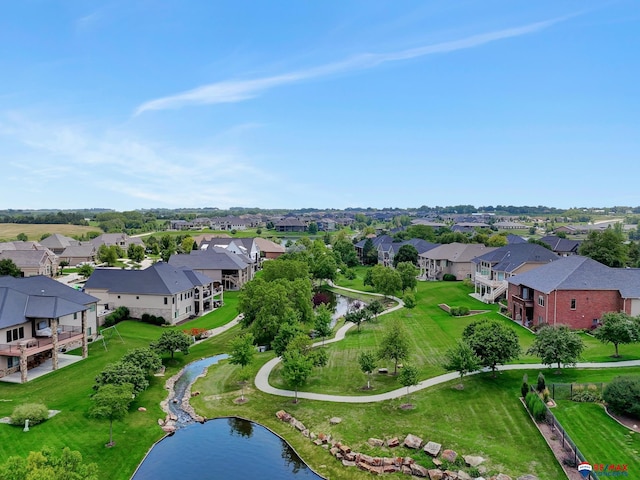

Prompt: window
[136,296,139,300]
[6,327,25,343]
[7,357,18,368]
[538,315,544,324]
[74,313,78,320]
[570,299,576,310]
[164,297,168,305]
[538,295,545,307]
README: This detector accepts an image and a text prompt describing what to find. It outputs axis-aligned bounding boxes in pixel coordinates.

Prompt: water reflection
[228,416,254,438]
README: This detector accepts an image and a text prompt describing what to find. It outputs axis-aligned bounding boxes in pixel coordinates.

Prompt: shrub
[10,403,49,426]
[521,374,530,398]
[443,273,457,281]
[403,293,416,309]
[103,306,130,327]
[603,376,640,419]
[537,372,546,392]
[572,389,602,403]
[449,306,469,317]
[344,269,357,280]
[525,391,547,421]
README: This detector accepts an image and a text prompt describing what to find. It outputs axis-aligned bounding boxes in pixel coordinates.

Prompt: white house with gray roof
[168,247,252,290]
[418,243,496,281]
[83,262,220,325]
[0,275,98,383]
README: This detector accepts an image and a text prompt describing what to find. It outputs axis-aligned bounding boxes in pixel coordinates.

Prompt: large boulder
[423,441,442,457]
[403,434,423,449]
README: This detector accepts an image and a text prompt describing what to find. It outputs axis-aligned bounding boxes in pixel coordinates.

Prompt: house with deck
[507,255,640,330]
[169,246,252,291]
[0,275,98,383]
[83,262,220,324]
[418,243,496,281]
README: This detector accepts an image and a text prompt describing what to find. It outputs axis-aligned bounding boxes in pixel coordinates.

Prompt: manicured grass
[193,363,570,479]
[553,401,640,473]
[0,302,241,480]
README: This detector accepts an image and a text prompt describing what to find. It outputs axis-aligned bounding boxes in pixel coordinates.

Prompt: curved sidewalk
[254,283,640,403]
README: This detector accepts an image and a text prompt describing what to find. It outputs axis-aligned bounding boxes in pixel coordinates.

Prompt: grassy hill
[0,224,102,242]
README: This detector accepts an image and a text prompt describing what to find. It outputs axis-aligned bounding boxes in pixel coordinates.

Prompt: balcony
[0,326,83,357]
[511,294,534,307]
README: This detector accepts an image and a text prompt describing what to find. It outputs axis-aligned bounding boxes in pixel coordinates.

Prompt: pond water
[132,417,324,479]
[329,292,365,327]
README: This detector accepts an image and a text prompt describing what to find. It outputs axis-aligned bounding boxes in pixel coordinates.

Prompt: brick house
[507,255,640,330]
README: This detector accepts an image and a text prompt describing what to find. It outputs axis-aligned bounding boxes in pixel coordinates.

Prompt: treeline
[0,211,89,225]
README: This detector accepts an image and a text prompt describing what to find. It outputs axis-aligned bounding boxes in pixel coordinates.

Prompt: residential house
[377,238,439,268]
[472,243,559,303]
[254,237,286,260]
[538,235,581,256]
[39,234,81,254]
[0,249,59,277]
[200,237,261,273]
[354,235,392,264]
[211,216,248,231]
[275,218,307,232]
[451,222,491,234]
[84,262,220,324]
[418,243,496,281]
[169,247,252,291]
[91,233,145,251]
[58,244,97,266]
[410,219,447,228]
[0,275,98,383]
[507,255,640,330]
[506,234,527,244]
[494,221,528,230]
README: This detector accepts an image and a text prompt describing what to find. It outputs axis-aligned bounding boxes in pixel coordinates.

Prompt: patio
[0,353,85,384]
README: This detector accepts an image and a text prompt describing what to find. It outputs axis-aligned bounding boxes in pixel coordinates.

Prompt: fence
[551,382,606,401]
[542,403,599,480]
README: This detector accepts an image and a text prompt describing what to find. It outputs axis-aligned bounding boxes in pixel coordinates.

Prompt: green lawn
[553,401,640,473]
[0,300,241,480]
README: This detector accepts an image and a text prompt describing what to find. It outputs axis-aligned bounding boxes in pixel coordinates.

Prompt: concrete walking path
[253,283,640,403]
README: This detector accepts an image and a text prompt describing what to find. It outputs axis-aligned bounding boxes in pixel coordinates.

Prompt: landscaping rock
[402,457,415,465]
[330,447,339,457]
[292,419,306,431]
[342,460,356,467]
[432,458,443,467]
[276,410,291,422]
[338,444,351,455]
[317,432,329,443]
[427,469,444,480]
[313,439,323,446]
[403,434,423,449]
[402,465,412,475]
[368,437,385,447]
[441,449,458,463]
[463,455,485,467]
[491,475,512,480]
[423,441,442,457]
[410,463,429,477]
[138,407,146,412]
[157,418,164,426]
[302,429,310,437]
[443,470,458,479]
[457,471,472,480]
[386,437,400,448]
[329,417,342,425]
[516,476,538,480]
[310,432,317,440]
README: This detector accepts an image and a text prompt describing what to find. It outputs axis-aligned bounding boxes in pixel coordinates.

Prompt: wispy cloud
[135,16,567,115]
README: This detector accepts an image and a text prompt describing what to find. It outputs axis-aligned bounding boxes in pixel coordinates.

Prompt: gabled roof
[508,255,640,297]
[0,275,99,329]
[354,235,392,249]
[90,234,144,247]
[60,244,97,257]
[507,234,527,244]
[275,218,306,227]
[419,243,497,262]
[0,249,56,267]
[378,239,440,255]
[472,243,559,273]
[538,235,581,253]
[84,262,214,295]
[254,237,285,253]
[40,233,79,250]
[168,247,250,271]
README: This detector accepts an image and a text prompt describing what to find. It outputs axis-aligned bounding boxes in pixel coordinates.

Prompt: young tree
[527,325,585,373]
[366,299,385,321]
[281,348,313,403]
[396,261,418,292]
[97,244,119,266]
[593,312,640,357]
[463,319,521,377]
[78,263,95,278]
[362,238,378,265]
[377,319,411,375]
[442,340,480,388]
[578,227,628,267]
[16,232,28,242]
[393,244,419,267]
[272,321,306,357]
[229,333,255,401]
[94,361,149,395]
[372,266,402,297]
[0,258,21,277]
[0,447,99,480]
[403,293,417,309]
[344,309,368,332]
[120,347,162,375]
[358,351,376,389]
[311,347,329,368]
[151,330,192,359]
[127,244,145,262]
[89,383,134,447]
[398,365,420,398]
[313,304,333,345]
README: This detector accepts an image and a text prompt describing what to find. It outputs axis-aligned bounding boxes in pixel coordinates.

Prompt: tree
[94,361,149,395]
[442,340,480,388]
[602,375,640,419]
[261,259,309,282]
[281,348,313,403]
[78,264,94,278]
[89,383,134,447]
[371,265,402,297]
[272,321,305,357]
[593,312,640,357]
[362,238,378,265]
[120,347,162,374]
[396,261,417,292]
[151,330,192,359]
[0,447,99,480]
[307,222,318,234]
[0,258,21,277]
[358,351,377,389]
[487,234,508,247]
[332,237,359,267]
[393,244,419,267]
[526,324,585,373]
[403,293,416,309]
[127,244,145,262]
[312,254,338,284]
[180,236,195,254]
[344,308,369,332]
[398,365,420,398]
[377,319,411,375]
[97,244,119,266]
[16,233,28,242]
[311,347,328,367]
[229,333,255,401]
[463,319,521,377]
[578,227,628,267]
[313,304,333,345]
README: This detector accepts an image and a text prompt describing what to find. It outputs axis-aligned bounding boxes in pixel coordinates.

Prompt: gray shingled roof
[419,243,496,262]
[539,235,581,253]
[84,262,213,295]
[0,249,55,267]
[0,275,99,329]
[473,243,559,273]
[40,233,79,250]
[508,255,640,297]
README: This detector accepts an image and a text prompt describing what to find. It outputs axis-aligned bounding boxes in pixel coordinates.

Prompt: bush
[449,306,469,317]
[103,306,130,327]
[344,269,357,280]
[403,293,416,309]
[10,403,49,426]
[521,374,530,398]
[603,376,640,419]
[525,391,547,421]
[442,273,457,281]
[537,372,546,392]
[572,389,602,403]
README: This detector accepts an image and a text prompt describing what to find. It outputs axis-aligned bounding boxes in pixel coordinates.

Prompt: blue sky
[1,1,638,211]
